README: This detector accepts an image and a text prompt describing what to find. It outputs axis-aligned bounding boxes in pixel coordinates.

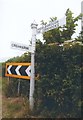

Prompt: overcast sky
[0,0,82,62]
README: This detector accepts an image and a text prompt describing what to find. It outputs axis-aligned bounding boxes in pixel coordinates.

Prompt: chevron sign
[5,63,31,80]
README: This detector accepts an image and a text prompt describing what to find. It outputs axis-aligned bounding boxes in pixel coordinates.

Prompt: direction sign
[37,16,66,34]
[11,42,31,52]
[5,63,31,80]
[43,20,59,33]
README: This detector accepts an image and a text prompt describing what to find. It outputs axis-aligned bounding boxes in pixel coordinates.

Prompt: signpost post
[29,21,38,110]
[18,79,21,96]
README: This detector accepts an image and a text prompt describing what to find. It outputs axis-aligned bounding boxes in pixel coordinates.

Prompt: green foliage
[34,43,82,118]
[2,77,18,97]
[3,77,30,97]
[76,30,83,43]
[42,9,82,44]
[6,52,31,63]
[63,9,82,40]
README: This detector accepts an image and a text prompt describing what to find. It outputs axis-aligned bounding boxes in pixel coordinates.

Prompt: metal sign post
[29,21,38,110]
[18,79,21,96]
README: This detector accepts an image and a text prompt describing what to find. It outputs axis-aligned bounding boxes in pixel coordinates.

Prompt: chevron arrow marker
[25,65,31,77]
[15,65,22,75]
[7,65,12,74]
[6,63,31,79]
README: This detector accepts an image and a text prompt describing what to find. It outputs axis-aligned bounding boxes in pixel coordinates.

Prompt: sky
[0,0,82,62]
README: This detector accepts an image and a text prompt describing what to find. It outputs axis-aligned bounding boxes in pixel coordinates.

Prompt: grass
[0,63,2,77]
[2,77,31,118]
[2,96,30,118]
[7,102,22,111]
[0,78,2,90]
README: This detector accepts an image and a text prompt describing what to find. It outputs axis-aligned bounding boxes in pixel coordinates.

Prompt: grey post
[29,21,38,110]
[18,79,21,96]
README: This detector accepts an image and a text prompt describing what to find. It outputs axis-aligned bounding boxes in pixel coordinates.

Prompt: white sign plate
[43,20,59,33]
[11,42,31,52]
[37,16,66,34]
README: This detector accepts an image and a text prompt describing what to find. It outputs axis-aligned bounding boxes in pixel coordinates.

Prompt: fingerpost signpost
[29,17,66,109]
[5,16,66,110]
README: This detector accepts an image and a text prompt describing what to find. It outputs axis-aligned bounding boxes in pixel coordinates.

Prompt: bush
[34,43,82,118]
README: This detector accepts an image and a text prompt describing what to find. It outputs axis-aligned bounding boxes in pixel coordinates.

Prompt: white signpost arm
[37,16,66,34]
[29,21,38,110]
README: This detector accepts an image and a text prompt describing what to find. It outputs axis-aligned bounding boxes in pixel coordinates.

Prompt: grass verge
[2,77,31,118]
